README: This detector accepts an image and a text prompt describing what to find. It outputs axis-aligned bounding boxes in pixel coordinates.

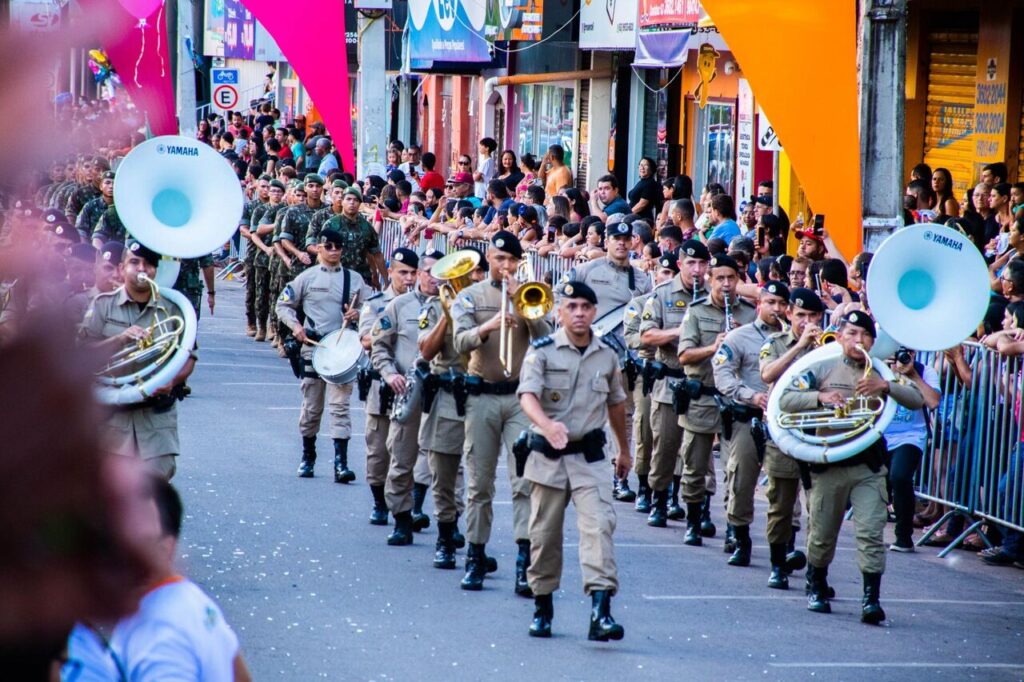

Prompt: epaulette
[365,291,383,302]
[531,336,554,348]
[690,295,710,306]
[653,279,673,292]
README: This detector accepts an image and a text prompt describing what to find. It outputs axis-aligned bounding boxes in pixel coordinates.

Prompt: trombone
[499,254,553,377]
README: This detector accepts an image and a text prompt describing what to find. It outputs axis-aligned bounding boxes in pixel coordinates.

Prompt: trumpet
[499,255,553,377]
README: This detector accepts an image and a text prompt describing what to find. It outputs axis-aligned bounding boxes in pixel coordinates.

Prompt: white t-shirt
[64,624,121,681]
[474,155,495,198]
[66,578,240,681]
[884,363,940,451]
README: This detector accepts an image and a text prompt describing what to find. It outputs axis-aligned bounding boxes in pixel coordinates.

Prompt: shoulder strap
[343,268,351,325]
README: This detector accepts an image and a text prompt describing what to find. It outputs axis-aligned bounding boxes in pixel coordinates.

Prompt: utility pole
[859,0,908,251]
[175,0,197,135]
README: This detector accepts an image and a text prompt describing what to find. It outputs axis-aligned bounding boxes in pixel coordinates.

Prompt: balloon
[89,49,110,67]
[117,0,163,20]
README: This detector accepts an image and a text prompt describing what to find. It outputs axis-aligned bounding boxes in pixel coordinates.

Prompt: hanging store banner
[408,0,491,66]
[579,0,637,50]
[634,0,700,68]
[487,0,543,42]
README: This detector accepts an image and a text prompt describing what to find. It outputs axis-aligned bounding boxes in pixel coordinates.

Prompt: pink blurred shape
[117,0,164,21]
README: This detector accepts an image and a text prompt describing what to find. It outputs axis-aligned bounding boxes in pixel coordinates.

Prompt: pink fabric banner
[81,0,177,136]
[241,0,355,174]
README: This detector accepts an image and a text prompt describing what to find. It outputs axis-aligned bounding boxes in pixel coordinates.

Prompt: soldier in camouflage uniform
[322,186,386,289]
[65,156,107,225]
[241,175,271,336]
[267,180,301,346]
[251,179,285,341]
[50,157,84,214]
[277,174,325,282]
[77,171,115,242]
[173,256,216,321]
[36,160,66,209]
[304,179,347,255]
[91,206,129,246]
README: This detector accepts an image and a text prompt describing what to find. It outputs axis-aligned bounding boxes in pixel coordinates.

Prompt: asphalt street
[174,279,1024,681]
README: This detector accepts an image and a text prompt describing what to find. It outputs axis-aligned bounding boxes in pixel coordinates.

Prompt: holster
[283,337,303,379]
[623,354,640,393]
[513,430,531,477]
[798,462,812,491]
[356,367,373,401]
[452,374,468,417]
[524,429,607,474]
[750,417,767,465]
[420,369,440,414]
[379,381,395,414]
[641,360,662,396]
[670,378,703,416]
[715,395,735,441]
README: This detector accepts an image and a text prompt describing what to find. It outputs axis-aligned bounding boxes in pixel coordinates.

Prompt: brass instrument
[723,293,734,331]
[818,325,839,345]
[500,255,553,376]
[431,250,480,316]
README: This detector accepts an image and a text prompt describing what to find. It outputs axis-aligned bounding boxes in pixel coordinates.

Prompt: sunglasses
[458,160,471,166]
[321,242,341,251]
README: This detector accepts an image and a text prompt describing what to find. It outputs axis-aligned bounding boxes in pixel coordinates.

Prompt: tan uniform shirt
[451,277,552,382]
[370,288,429,379]
[570,257,651,335]
[417,296,464,375]
[358,286,397,415]
[518,329,627,488]
[639,276,703,404]
[677,296,756,431]
[759,329,810,476]
[712,318,779,406]
[417,296,466,443]
[275,263,372,341]
[624,291,656,360]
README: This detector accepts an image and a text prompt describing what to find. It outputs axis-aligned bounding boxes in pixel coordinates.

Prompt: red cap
[448,171,473,185]
[795,227,824,242]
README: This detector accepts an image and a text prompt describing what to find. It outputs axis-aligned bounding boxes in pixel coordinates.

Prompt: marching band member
[777,310,923,624]
[275,228,372,480]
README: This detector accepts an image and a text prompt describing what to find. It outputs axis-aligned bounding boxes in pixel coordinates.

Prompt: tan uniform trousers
[648,401,681,492]
[680,429,717,504]
[365,413,392,487]
[725,425,760,527]
[384,400,424,515]
[807,463,888,574]
[413,451,432,486]
[527,480,618,597]
[631,382,653,476]
[463,393,532,545]
[299,377,353,439]
[764,444,801,544]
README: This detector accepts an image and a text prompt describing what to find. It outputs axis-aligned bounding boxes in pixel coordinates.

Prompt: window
[516,84,575,167]
[693,101,735,195]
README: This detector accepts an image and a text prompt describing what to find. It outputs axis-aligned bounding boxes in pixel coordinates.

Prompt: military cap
[762,280,790,300]
[100,170,115,181]
[789,287,824,312]
[560,280,598,305]
[99,241,125,263]
[606,221,632,238]
[269,179,286,191]
[754,195,773,207]
[391,247,419,269]
[343,186,363,201]
[422,249,445,264]
[331,179,349,189]
[679,239,711,261]
[42,208,65,225]
[67,243,97,263]
[843,309,876,337]
[319,229,344,247]
[52,221,79,242]
[127,240,161,268]
[709,253,741,273]
[658,252,680,273]
[491,230,523,259]
[304,174,324,185]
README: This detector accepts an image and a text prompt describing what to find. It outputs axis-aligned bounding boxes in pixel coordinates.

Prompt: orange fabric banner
[699,1,862,259]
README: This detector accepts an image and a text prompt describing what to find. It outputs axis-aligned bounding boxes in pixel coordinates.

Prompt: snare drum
[312,328,366,384]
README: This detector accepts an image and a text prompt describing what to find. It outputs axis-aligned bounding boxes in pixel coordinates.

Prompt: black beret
[560,280,597,305]
[101,170,116,181]
[319,229,344,247]
[762,280,790,300]
[658,252,680,273]
[52,221,80,242]
[843,310,877,337]
[606,221,632,238]
[127,240,161,268]
[67,243,97,263]
[42,208,65,225]
[709,253,740,273]
[99,241,125,263]
[491,230,523,259]
[13,199,36,218]
[789,287,824,312]
[391,247,419,269]
[422,249,445,263]
[679,239,710,261]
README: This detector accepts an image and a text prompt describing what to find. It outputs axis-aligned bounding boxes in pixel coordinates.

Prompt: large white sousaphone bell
[114,135,244,258]
[766,224,990,463]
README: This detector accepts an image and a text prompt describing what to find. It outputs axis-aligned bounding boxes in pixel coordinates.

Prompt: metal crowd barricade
[915,343,1024,557]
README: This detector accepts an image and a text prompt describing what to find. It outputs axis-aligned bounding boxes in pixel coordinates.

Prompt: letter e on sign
[213,85,239,112]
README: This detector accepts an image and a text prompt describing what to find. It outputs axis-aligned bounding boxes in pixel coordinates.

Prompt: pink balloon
[117,0,163,20]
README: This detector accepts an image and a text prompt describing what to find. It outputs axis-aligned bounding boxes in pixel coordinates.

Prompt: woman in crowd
[562,187,590,222]
[931,168,959,222]
[196,119,213,145]
[496,150,524,192]
[628,156,661,223]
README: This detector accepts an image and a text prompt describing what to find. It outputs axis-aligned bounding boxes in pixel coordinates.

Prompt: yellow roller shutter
[923,30,978,199]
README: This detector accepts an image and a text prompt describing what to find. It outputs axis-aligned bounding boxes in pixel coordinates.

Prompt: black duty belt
[512,428,607,476]
[465,376,519,395]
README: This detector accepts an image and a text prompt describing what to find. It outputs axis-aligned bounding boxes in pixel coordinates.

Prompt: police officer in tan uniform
[372,250,439,546]
[452,230,552,594]
[518,281,630,641]
[759,287,825,589]
[677,254,756,546]
[568,221,651,502]
[276,228,373,479]
[712,281,789,567]
[623,259,674,513]
[80,242,195,480]
[639,241,710,528]
[358,248,418,524]
[778,311,923,624]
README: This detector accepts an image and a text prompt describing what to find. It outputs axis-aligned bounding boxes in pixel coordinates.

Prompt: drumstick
[303,338,322,347]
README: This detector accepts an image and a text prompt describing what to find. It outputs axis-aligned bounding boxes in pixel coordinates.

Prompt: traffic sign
[211,68,239,85]
[213,84,239,112]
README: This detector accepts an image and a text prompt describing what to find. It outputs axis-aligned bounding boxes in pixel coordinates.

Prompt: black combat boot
[700,494,717,537]
[515,540,533,597]
[452,513,466,549]
[785,525,807,573]
[433,521,457,569]
[634,474,652,514]
[724,524,737,554]
[684,502,704,546]
[387,511,414,546]
[805,564,832,614]
[529,593,553,638]
[767,543,789,590]
[861,573,886,625]
[667,476,686,521]
[727,524,752,567]
[588,590,624,642]
[461,543,488,591]
[647,489,669,528]
[296,436,316,478]
[411,483,431,532]
[369,485,389,525]
[613,475,637,502]
[332,439,355,483]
